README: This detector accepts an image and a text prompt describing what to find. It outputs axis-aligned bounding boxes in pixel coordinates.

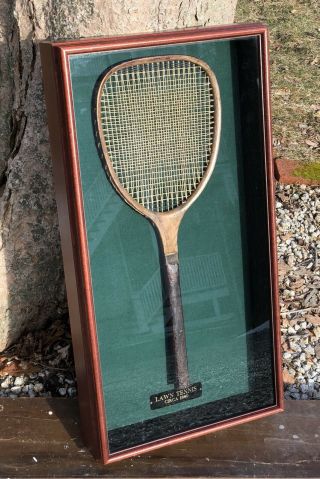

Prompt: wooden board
[0,398,320,478]
[0,399,319,477]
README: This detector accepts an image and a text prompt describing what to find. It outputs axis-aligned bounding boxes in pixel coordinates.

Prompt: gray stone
[305,345,315,356]
[65,378,75,385]
[300,384,308,394]
[0,0,237,351]
[33,382,44,393]
[0,378,10,389]
[67,386,77,397]
[10,386,21,394]
[300,352,306,362]
[14,376,25,386]
[58,387,67,396]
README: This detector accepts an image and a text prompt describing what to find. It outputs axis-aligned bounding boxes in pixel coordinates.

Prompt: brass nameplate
[150,382,202,410]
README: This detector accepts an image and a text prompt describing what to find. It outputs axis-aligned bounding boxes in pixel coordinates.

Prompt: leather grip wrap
[163,253,190,389]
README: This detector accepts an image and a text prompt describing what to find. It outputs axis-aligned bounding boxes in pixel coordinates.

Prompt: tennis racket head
[96,55,221,220]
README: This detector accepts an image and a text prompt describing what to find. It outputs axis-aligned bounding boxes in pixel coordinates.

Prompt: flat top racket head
[96,55,221,217]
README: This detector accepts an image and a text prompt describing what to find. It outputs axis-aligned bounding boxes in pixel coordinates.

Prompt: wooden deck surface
[0,398,319,477]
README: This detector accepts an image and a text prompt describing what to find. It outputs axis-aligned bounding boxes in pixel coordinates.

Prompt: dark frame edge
[41,22,268,50]
[107,404,284,464]
[39,43,107,461]
[259,27,284,411]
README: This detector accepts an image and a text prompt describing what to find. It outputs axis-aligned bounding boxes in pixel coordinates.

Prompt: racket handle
[163,253,190,390]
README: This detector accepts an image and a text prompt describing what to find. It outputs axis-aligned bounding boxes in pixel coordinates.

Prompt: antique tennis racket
[96,55,221,395]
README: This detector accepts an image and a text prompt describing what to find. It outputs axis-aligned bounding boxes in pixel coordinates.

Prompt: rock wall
[0,0,237,351]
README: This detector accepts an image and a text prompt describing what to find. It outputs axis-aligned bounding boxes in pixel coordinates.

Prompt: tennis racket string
[100,59,215,212]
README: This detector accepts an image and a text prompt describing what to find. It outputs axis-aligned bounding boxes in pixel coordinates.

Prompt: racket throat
[152,212,183,257]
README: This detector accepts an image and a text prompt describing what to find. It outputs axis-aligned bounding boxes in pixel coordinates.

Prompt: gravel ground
[0,182,319,399]
[276,183,320,399]
[0,319,76,398]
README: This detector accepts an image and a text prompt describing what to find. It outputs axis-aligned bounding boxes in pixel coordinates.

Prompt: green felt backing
[69,39,253,435]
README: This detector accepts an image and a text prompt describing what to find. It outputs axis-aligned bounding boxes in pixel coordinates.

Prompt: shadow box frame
[40,22,283,465]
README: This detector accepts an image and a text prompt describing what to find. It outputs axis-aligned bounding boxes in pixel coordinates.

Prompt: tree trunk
[0,0,237,351]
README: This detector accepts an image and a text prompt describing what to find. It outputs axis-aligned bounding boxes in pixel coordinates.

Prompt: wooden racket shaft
[96,55,221,408]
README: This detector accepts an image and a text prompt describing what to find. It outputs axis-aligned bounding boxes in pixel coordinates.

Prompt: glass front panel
[69,36,276,454]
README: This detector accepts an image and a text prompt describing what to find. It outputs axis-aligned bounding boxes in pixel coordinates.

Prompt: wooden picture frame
[40,23,283,464]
